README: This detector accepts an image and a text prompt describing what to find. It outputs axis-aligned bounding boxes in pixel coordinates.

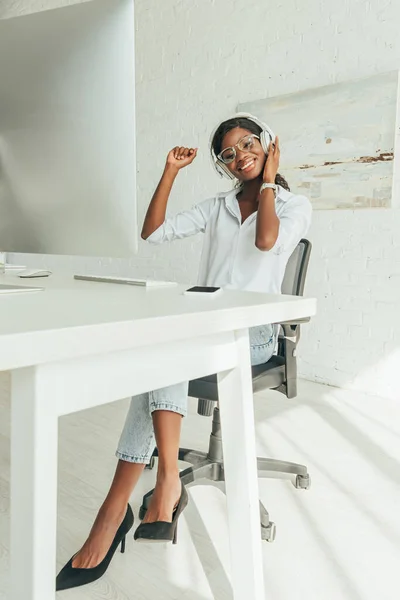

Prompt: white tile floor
[0,372,399,599]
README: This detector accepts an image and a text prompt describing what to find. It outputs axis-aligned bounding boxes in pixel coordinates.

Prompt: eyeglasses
[217,134,260,164]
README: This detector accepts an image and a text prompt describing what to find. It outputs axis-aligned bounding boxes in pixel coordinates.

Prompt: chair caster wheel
[145,456,155,470]
[261,521,276,542]
[295,474,311,489]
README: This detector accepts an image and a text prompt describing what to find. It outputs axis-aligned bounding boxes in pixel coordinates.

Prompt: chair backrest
[281,239,312,297]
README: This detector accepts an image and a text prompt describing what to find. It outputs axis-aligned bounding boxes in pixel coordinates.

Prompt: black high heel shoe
[134,482,188,544]
[56,504,134,591]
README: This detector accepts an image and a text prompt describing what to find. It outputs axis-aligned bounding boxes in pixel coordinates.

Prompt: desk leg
[10,366,58,600]
[217,329,265,600]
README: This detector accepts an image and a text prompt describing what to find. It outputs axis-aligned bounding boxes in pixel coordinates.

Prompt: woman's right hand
[166,146,198,170]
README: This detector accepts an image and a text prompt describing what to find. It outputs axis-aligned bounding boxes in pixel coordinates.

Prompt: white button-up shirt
[148,186,312,295]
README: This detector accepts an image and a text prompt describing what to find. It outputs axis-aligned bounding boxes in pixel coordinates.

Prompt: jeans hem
[150,402,187,418]
[115,450,153,464]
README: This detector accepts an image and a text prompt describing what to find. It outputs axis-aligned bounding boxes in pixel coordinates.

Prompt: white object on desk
[74,274,176,287]
[5,264,27,272]
[0,272,316,600]
[19,269,52,278]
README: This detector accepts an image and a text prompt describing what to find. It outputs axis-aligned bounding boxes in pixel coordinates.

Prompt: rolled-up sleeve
[147,197,216,245]
[272,195,312,255]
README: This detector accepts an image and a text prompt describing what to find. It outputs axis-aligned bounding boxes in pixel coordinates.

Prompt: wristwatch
[259,182,277,196]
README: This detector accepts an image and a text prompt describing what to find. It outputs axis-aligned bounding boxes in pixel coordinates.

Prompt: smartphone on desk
[184,286,222,296]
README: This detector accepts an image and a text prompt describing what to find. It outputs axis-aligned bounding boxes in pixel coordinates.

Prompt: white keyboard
[0,283,43,294]
[74,275,177,287]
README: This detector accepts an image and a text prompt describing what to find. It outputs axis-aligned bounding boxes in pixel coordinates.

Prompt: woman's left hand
[262,136,280,184]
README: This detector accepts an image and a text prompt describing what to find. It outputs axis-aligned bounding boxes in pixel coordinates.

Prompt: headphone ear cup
[216,160,235,180]
[260,130,272,154]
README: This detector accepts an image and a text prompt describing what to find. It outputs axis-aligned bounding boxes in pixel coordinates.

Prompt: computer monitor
[0,0,137,258]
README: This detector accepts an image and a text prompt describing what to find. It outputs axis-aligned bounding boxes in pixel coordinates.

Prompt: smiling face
[220,127,267,182]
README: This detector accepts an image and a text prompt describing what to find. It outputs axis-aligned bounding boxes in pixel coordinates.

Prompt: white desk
[0,273,316,600]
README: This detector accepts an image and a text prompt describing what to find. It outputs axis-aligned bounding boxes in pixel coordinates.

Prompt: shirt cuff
[146,224,165,244]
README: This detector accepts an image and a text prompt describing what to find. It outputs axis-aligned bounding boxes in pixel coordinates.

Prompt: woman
[56,113,312,591]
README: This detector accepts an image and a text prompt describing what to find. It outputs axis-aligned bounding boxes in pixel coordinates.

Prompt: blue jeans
[116,324,276,464]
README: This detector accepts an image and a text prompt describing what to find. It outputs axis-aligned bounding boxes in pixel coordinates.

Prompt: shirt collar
[276,185,292,202]
[223,188,240,215]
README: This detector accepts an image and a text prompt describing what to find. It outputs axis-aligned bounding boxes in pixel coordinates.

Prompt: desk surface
[0,273,316,370]
[3,272,316,600]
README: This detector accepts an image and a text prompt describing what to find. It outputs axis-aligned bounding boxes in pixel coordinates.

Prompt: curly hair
[212,117,290,191]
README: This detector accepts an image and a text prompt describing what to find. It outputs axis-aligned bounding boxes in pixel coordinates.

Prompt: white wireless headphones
[209,112,276,180]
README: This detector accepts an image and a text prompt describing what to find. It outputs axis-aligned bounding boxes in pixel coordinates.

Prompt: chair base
[141,407,310,542]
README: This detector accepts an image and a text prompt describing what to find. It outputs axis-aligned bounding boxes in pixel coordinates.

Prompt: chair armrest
[279,322,302,341]
[276,318,310,399]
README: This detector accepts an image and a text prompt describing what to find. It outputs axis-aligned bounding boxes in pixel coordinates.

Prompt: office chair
[140,239,312,542]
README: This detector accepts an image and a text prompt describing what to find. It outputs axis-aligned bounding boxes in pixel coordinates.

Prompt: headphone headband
[209,112,276,180]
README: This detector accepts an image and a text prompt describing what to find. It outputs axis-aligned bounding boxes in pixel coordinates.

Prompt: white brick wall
[2,0,400,400]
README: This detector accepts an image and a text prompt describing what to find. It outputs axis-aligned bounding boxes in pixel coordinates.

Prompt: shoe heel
[120,535,126,554]
[173,525,178,545]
